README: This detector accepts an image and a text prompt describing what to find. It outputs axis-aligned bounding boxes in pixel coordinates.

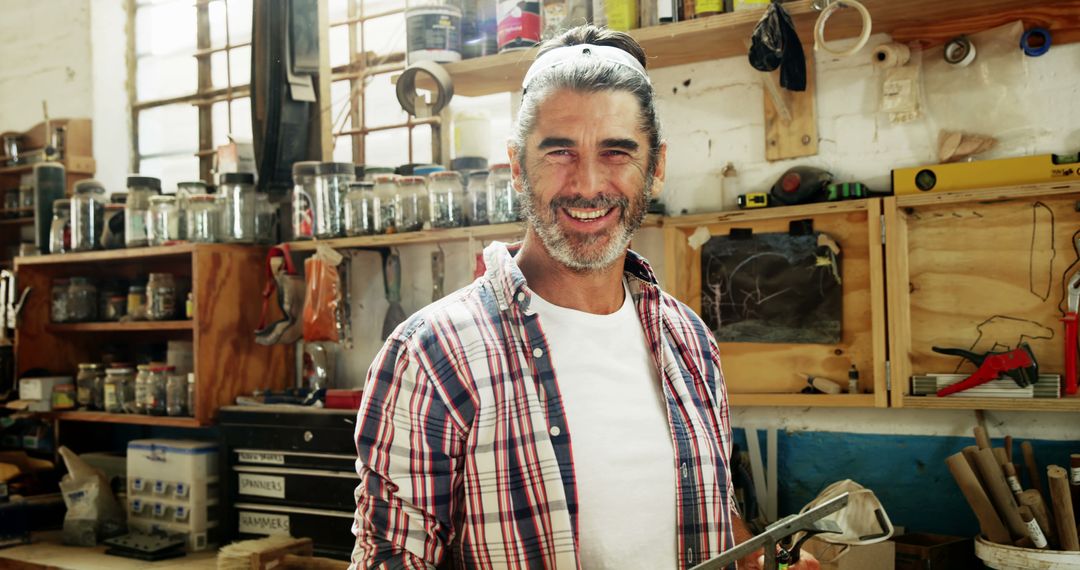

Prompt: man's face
[509,88,666,272]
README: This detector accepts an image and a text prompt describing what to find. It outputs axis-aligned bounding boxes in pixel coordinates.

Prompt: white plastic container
[453,110,490,160]
[127,439,219,551]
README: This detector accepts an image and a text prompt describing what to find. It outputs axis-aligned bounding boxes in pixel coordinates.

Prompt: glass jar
[292,161,319,240]
[147,195,181,246]
[104,367,134,414]
[101,203,126,249]
[127,284,147,321]
[487,164,519,223]
[146,365,171,416]
[185,194,220,243]
[313,162,355,238]
[3,189,18,213]
[429,171,467,228]
[48,198,71,254]
[52,384,77,411]
[51,279,70,323]
[466,170,489,225]
[76,363,103,409]
[146,273,177,320]
[166,373,187,416]
[187,373,196,417]
[363,166,395,183]
[92,371,106,411]
[71,180,107,251]
[125,175,161,247]
[134,364,151,414]
[254,192,277,244]
[19,184,33,209]
[344,182,377,236]
[398,176,428,232]
[219,172,257,243]
[373,175,400,234]
[67,277,98,322]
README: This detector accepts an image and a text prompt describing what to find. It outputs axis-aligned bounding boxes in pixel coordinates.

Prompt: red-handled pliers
[1062,271,1080,395]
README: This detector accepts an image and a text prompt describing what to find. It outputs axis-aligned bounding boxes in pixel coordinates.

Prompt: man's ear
[507,144,524,192]
[650,141,667,198]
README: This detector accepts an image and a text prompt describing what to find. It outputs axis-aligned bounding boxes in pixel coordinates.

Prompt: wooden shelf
[287,215,662,251]
[900,395,1080,413]
[429,0,1060,97]
[0,217,33,227]
[46,320,193,333]
[730,393,877,408]
[52,411,203,427]
[15,243,195,266]
[0,155,95,176]
[894,180,1080,207]
[663,199,872,227]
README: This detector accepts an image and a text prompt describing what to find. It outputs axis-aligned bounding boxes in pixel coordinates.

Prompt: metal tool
[1062,270,1080,395]
[690,492,850,570]
[932,343,1038,397]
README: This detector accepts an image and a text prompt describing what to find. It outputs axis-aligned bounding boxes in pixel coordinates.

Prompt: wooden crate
[886,182,1080,411]
[663,199,887,407]
[14,244,292,425]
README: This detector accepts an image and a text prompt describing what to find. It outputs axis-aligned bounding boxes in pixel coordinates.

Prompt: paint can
[461,0,498,59]
[541,0,590,40]
[406,3,464,65]
[497,0,541,52]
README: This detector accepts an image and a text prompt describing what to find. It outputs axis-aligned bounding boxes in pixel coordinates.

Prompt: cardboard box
[16,376,71,412]
[804,538,895,570]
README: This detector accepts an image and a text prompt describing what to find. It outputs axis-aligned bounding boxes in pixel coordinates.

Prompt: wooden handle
[1005,435,1013,464]
[1019,506,1049,549]
[975,448,1029,540]
[1049,465,1080,550]
[992,447,1009,468]
[1019,489,1058,547]
[974,426,991,450]
[946,452,1011,544]
[281,554,350,570]
[1004,462,1023,497]
[1022,441,1043,499]
[963,446,987,491]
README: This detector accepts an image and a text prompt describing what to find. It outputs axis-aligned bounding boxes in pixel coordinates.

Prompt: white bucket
[975,536,1080,569]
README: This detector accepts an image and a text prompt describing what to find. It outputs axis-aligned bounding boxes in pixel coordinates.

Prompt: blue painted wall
[733,429,1079,536]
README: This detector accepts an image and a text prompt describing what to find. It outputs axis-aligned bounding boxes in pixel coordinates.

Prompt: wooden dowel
[1005,435,1013,464]
[993,447,1009,468]
[1048,465,1080,551]
[974,426,991,450]
[1019,489,1057,548]
[946,452,1011,544]
[975,448,1029,540]
[1019,506,1049,549]
[963,445,988,491]
[1004,463,1023,497]
[1022,442,1044,500]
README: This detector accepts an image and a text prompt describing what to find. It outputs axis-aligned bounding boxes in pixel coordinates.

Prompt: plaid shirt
[352,241,737,570]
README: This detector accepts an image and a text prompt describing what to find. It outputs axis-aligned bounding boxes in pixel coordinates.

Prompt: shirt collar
[482,241,660,312]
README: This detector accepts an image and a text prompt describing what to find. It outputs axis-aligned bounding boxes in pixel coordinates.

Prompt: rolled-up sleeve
[351,336,464,570]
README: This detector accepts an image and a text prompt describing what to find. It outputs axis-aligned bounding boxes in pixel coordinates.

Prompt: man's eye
[548,149,572,156]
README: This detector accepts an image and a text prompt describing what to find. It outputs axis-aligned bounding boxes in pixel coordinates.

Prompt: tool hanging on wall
[931,343,1038,397]
[747,0,806,91]
[813,0,872,57]
[1061,269,1080,395]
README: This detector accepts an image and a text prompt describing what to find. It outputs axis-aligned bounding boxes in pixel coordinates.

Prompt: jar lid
[74,179,106,193]
[413,165,445,176]
[149,365,169,372]
[348,181,375,190]
[137,364,152,370]
[106,368,135,374]
[292,161,319,177]
[78,363,103,369]
[53,198,71,207]
[219,172,256,185]
[149,195,176,204]
[315,162,356,176]
[430,171,462,180]
[451,157,488,172]
[400,176,426,184]
[490,163,511,171]
[126,175,162,190]
[373,174,399,184]
[187,194,216,203]
[129,285,146,291]
[187,373,195,383]
[148,272,173,279]
[110,192,128,204]
[364,166,395,175]
[467,170,490,178]
[177,180,208,191]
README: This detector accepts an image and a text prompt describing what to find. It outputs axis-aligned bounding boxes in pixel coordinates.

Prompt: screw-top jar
[49,198,71,254]
[292,161,319,240]
[76,363,104,409]
[187,373,196,417]
[125,175,161,247]
[467,170,489,225]
[185,194,220,243]
[176,180,208,240]
[67,277,98,322]
[429,171,467,228]
[146,273,177,320]
[313,162,355,238]
[51,278,70,323]
[127,284,147,321]
[134,364,151,414]
[344,181,377,236]
[363,166,395,183]
[373,175,400,234]
[166,372,188,416]
[487,164,519,223]
[146,365,172,416]
[104,367,135,414]
[147,195,181,246]
[218,172,257,243]
[254,192,277,244]
[398,176,429,232]
[72,180,107,251]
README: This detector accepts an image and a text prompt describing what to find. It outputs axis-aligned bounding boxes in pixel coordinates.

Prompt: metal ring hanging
[395,60,455,119]
[814,0,873,57]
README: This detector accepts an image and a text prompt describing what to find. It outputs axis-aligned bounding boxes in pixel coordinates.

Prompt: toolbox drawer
[233,448,355,472]
[232,465,357,511]
[236,502,354,560]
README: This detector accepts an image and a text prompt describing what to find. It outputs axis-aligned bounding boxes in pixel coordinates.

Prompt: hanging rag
[748,1,808,91]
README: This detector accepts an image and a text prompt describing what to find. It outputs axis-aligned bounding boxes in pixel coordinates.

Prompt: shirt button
[532,347,543,358]
[516,292,525,302]
[549,426,561,437]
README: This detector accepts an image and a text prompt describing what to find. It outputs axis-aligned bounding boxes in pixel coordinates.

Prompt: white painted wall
[90,0,132,193]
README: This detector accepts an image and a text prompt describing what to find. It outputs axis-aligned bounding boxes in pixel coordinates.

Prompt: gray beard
[519,172,651,273]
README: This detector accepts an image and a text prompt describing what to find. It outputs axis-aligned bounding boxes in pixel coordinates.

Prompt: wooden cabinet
[14,244,292,426]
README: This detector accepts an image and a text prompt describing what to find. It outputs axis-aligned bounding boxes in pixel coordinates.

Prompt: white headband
[521,44,650,91]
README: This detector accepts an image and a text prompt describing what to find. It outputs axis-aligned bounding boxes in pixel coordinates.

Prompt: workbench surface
[0,532,217,569]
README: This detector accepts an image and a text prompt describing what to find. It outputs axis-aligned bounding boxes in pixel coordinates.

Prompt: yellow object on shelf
[891,153,1080,195]
[603,0,638,31]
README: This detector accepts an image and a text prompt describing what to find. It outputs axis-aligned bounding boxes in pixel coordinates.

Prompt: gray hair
[509,26,662,176]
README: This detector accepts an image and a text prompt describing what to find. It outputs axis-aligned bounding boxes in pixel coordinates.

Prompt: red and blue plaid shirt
[352,242,737,570]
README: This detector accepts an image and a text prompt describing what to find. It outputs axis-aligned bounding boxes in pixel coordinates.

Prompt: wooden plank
[884,196,912,407]
[902,396,1080,413]
[895,181,1080,208]
[53,411,201,428]
[892,1,1080,49]
[193,245,292,424]
[867,200,888,408]
[663,200,870,227]
[730,393,877,407]
[15,244,194,266]
[46,321,194,333]
[763,53,817,162]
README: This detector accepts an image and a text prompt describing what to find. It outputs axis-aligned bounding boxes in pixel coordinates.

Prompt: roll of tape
[395,60,455,118]
[944,36,976,67]
[1021,27,1052,57]
[872,42,911,69]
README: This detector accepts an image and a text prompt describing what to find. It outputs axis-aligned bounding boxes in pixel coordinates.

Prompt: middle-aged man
[352,24,819,570]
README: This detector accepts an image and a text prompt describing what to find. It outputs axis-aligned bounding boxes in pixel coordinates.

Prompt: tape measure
[824,182,869,201]
[737,193,771,209]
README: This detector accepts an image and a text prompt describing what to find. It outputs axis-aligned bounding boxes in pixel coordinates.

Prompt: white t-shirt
[528,281,677,570]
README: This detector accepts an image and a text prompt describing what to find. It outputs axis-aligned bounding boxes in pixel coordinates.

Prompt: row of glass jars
[53,174,275,253]
[291,162,521,238]
[75,363,194,417]
[51,273,185,323]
